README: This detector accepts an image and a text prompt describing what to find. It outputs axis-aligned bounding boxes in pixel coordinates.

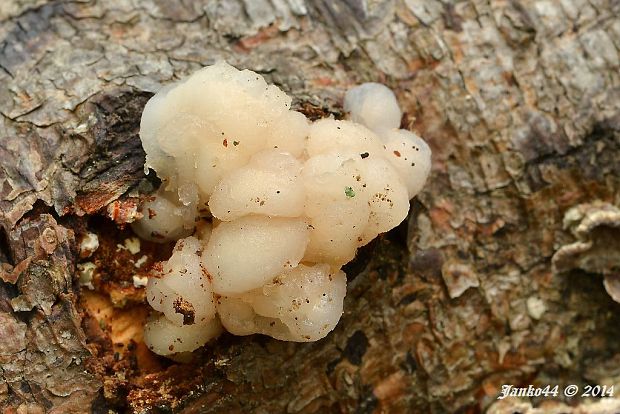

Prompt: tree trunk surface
[1,0,619,413]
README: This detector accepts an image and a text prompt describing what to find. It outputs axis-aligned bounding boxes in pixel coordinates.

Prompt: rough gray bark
[1,0,620,413]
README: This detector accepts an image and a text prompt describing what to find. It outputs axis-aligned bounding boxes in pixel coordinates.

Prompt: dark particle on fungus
[393,150,401,157]
[223,139,228,147]
[173,297,196,325]
[360,152,369,159]
[233,141,240,146]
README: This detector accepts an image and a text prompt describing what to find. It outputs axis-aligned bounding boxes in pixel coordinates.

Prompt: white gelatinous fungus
[203,216,309,294]
[218,264,346,341]
[146,237,215,326]
[343,82,402,134]
[382,129,432,198]
[132,189,195,242]
[143,314,222,356]
[134,62,432,356]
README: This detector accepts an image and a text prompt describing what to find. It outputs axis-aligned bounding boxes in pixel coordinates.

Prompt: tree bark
[1,0,619,413]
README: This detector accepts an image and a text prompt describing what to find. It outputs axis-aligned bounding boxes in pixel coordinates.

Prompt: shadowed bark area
[1,0,620,413]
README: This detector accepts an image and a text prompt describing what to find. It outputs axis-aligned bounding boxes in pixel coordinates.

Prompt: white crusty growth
[134,62,432,356]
